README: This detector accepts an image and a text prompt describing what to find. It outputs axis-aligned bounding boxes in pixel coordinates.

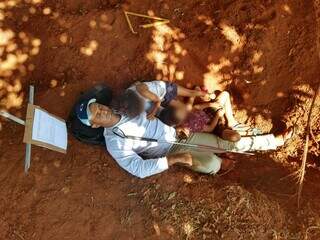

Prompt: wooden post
[0,111,25,125]
[25,85,34,173]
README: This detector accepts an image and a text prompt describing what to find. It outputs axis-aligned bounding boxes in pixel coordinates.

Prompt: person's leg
[185,94,196,112]
[169,133,223,174]
[174,129,291,157]
[170,132,244,174]
[214,91,238,127]
[190,151,222,174]
[177,85,207,98]
[169,129,292,173]
[233,127,294,152]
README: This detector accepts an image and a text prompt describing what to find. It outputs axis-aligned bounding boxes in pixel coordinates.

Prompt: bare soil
[0,0,320,239]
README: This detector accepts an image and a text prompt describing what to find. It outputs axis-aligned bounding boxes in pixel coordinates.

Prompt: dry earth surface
[0,0,320,239]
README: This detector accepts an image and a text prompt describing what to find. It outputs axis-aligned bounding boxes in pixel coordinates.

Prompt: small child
[159,89,241,142]
[111,89,145,118]
[127,80,212,119]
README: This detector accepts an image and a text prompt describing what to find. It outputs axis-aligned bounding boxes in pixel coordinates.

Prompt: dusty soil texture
[0,0,320,239]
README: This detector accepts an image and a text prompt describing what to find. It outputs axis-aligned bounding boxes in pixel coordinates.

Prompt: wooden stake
[25,85,34,173]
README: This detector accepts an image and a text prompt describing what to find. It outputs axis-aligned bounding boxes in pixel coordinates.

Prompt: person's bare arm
[193,102,219,111]
[182,86,203,111]
[136,82,161,102]
[169,98,194,112]
[202,115,220,132]
[202,109,224,133]
[169,99,185,108]
[185,95,196,112]
[136,82,161,119]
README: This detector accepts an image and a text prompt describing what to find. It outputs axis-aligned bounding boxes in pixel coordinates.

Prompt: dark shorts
[161,82,178,107]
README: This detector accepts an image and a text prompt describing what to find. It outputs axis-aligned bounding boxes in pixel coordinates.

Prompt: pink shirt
[181,110,211,132]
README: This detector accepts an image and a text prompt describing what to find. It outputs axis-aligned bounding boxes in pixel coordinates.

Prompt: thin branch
[297,83,320,208]
[298,0,320,209]
[310,127,319,149]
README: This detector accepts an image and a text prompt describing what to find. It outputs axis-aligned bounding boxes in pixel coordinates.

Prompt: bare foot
[275,126,294,146]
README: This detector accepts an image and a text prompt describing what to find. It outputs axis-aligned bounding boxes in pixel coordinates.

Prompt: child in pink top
[159,88,241,142]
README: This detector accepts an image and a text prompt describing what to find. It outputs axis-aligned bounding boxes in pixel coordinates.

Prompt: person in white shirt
[76,98,294,179]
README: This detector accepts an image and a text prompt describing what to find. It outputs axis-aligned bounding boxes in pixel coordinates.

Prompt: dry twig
[310,127,319,149]
[297,84,320,208]
[297,0,320,209]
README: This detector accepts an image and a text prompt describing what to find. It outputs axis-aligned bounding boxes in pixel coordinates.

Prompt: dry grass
[141,184,300,239]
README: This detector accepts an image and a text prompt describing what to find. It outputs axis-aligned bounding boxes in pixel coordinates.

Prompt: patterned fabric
[161,82,178,107]
[181,110,211,132]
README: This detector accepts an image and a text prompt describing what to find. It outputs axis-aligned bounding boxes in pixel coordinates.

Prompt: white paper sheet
[32,109,68,150]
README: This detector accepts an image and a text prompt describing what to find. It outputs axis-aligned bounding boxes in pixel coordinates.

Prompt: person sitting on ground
[118,80,213,119]
[76,97,294,179]
[159,88,241,142]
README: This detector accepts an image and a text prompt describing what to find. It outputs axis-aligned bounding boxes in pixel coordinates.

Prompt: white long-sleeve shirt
[104,112,176,178]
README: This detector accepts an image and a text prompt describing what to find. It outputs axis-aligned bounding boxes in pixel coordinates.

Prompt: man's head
[76,99,116,128]
[112,89,144,118]
[158,105,188,126]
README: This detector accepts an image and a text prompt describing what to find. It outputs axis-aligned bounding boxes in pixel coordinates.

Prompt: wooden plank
[24,85,34,173]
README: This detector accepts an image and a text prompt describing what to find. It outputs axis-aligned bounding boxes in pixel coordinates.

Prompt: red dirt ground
[0,0,320,239]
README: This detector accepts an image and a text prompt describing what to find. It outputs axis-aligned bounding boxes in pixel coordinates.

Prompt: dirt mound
[140,180,320,239]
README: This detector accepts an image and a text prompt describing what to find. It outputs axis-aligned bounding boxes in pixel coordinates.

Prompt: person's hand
[200,93,212,102]
[147,101,161,120]
[197,86,215,102]
[176,127,190,139]
[167,153,193,167]
[216,108,225,118]
[209,93,216,100]
[147,112,156,120]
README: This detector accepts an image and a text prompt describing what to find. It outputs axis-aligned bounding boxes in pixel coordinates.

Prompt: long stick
[297,83,320,208]
[123,11,170,34]
[112,127,254,155]
[124,11,137,34]
[124,11,169,21]
[140,20,170,29]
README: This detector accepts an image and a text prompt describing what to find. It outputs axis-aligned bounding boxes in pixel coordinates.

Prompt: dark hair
[158,106,181,126]
[112,89,144,118]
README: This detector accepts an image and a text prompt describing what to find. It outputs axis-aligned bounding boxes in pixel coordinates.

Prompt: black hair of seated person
[158,106,182,126]
[111,89,144,118]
